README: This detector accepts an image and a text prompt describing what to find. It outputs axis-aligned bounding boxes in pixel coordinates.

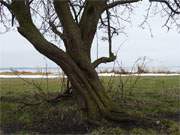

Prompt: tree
[0,0,179,123]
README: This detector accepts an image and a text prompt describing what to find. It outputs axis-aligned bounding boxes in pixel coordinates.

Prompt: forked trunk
[64,62,117,122]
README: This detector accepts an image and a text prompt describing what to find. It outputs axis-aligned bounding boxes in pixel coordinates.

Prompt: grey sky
[0,1,179,69]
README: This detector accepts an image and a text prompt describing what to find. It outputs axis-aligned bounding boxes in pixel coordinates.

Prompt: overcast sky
[0,1,179,69]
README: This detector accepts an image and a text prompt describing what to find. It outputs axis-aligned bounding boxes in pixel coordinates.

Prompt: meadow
[0,76,180,134]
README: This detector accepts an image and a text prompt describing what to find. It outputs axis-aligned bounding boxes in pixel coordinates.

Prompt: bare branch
[68,0,79,23]
[104,0,141,10]
[149,0,180,14]
[0,0,11,9]
[174,0,180,8]
[106,9,113,57]
[49,20,65,40]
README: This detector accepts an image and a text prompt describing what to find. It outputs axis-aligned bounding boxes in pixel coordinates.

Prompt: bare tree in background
[0,0,179,123]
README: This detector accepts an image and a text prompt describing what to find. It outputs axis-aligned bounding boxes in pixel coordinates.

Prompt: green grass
[0,76,180,134]
[102,76,180,116]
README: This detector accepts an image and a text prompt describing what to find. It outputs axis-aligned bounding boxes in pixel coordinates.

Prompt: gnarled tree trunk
[64,59,114,121]
[3,0,131,123]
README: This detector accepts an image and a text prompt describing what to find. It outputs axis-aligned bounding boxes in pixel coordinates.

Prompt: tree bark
[65,63,115,121]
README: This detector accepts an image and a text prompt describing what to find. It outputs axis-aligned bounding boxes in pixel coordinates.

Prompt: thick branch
[53,0,80,35]
[53,0,85,59]
[92,54,116,68]
[10,0,97,86]
[10,0,70,70]
[79,0,106,46]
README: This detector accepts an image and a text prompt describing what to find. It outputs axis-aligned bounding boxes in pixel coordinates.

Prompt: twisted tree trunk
[65,62,133,123]
[5,0,136,123]
[49,46,115,121]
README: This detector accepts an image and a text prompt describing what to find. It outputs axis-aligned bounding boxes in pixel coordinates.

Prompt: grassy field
[0,76,180,134]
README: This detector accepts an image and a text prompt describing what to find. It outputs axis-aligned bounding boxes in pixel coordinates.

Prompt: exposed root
[102,110,162,129]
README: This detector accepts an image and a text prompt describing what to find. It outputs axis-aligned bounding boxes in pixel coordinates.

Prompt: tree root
[102,110,162,129]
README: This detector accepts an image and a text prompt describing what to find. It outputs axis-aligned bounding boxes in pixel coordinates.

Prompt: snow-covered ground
[0,73,180,79]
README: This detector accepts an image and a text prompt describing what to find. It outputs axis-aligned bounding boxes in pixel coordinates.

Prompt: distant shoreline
[0,66,180,78]
[0,73,180,79]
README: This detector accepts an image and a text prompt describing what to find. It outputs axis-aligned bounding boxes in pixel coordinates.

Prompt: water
[0,66,180,74]
[0,66,180,73]
[97,66,180,73]
[0,66,180,79]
